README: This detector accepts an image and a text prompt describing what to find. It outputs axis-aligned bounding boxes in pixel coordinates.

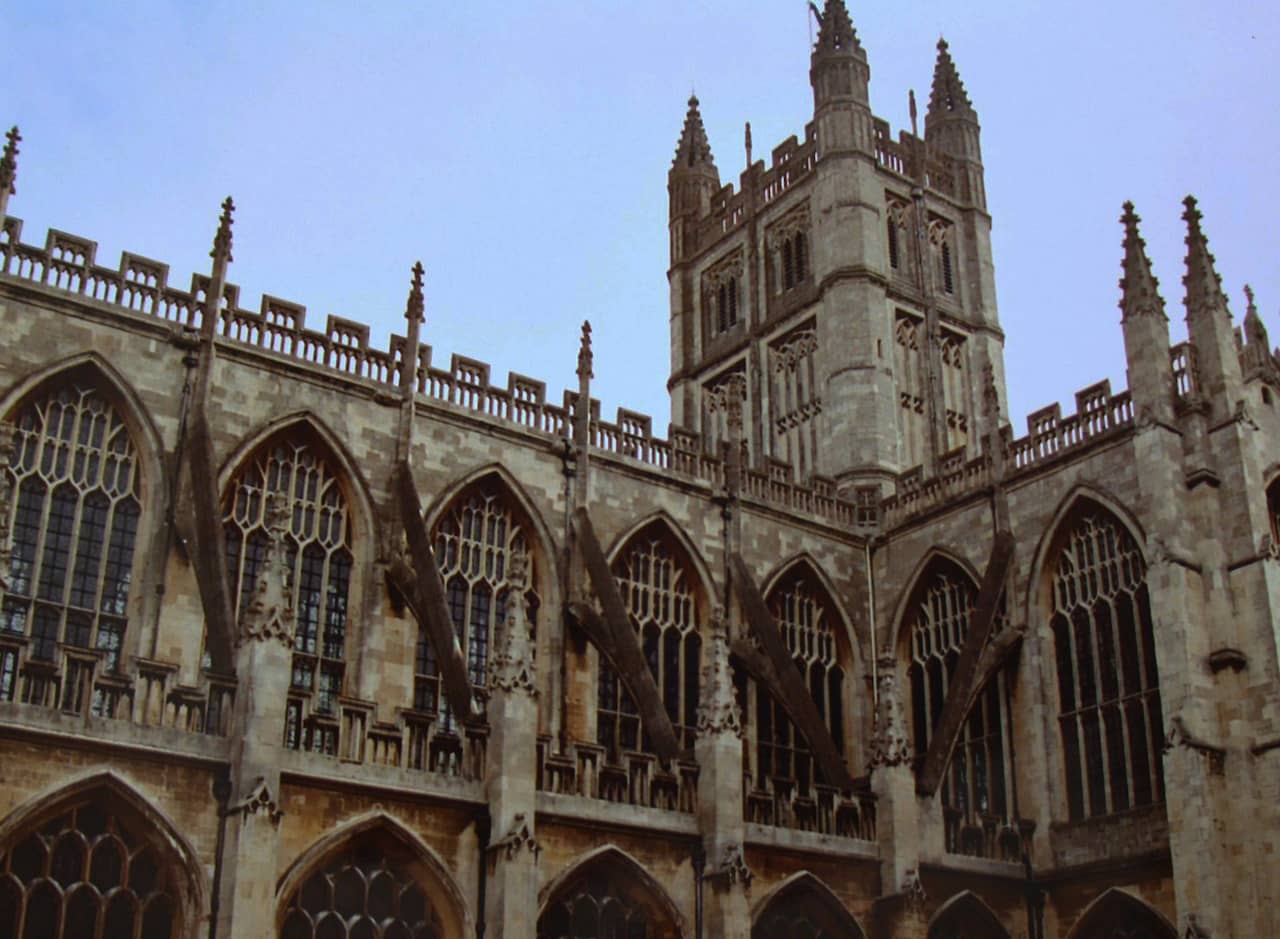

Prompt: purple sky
[5,1,1277,439]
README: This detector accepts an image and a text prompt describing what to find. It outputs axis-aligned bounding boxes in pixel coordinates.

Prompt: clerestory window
[906,559,1014,854]
[1049,507,1164,820]
[414,481,538,727]
[1,382,141,713]
[223,435,353,756]
[596,524,701,760]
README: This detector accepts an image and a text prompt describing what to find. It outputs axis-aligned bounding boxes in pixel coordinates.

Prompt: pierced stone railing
[943,807,1035,863]
[882,379,1138,528]
[536,737,699,814]
[744,776,877,842]
[0,214,863,529]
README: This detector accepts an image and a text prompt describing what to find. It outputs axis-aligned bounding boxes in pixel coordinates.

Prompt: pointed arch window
[0,791,186,938]
[537,853,681,939]
[746,569,845,809]
[780,232,809,291]
[906,559,1014,855]
[279,830,451,939]
[752,878,865,939]
[927,893,1011,939]
[223,435,353,755]
[414,481,538,724]
[1049,508,1163,820]
[1,382,141,714]
[596,525,701,760]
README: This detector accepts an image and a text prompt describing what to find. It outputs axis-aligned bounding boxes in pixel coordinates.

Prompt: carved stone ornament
[488,813,542,861]
[1232,398,1259,432]
[765,203,811,249]
[705,373,748,426]
[1259,534,1280,561]
[705,842,753,889]
[0,421,15,591]
[697,607,742,738]
[927,217,952,247]
[228,777,284,826]
[702,250,744,290]
[239,491,296,648]
[487,552,537,696]
[869,656,912,768]
[770,329,818,374]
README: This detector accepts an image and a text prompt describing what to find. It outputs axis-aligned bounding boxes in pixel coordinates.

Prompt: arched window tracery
[414,481,539,726]
[745,568,845,803]
[279,830,451,939]
[751,878,865,939]
[537,852,681,939]
[1,380,142,713]
[1066,889,1176,939]
[596,524,701,760]
[927,893,1011,939]
[0,790,186,938]
[223,433,353,755]
[905,558,1013,854]
[1048,507,1163,820]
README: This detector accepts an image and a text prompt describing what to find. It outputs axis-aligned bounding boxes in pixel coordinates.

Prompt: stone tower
[667,1,1007,494]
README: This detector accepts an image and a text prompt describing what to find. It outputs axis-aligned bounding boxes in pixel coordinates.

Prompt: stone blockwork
[0,4,1276,938]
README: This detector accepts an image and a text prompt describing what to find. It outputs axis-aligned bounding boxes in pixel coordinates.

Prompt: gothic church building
[0,3,1275,937]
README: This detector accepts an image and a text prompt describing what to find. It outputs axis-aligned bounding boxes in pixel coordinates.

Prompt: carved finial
[0,421,16,590]
[697,607,742,737]
[1182,195,1229,318]
[909,89,919,138]
[488,550,536,696]
[1118,201,1166,321]
[744,121,752,167]
[927,36,974,123]
[901,868,927,912]
[869,655,911,768]
[239,490,295,647]
[673,95,716,171]
[577,320,593,382]
[813,0,862,56]
[1241,284,1274,373]
[406,261,425,324]
[211,196,235,264]
[0,126,21,196]
[723,374,747,436]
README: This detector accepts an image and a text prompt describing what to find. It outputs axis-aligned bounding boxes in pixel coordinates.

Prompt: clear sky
[4,1,1277,438]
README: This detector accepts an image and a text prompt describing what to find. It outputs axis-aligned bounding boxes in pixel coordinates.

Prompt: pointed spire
[1182,195,1229,318]
[927,37,974,122]
[1241,285,1275,374]
[400,262,425,397]
[696,608,742,737]
[405,260,425,325]
[673,95,716,171]
[1118,202,1167,321]
[813,0,864,57]
[0,126,21,197]
[211,196,235,264]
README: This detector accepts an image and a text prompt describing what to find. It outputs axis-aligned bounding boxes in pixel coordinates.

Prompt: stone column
[695,610,752,939]
[483,552,540,939]
[869,656,927,939]
[217,491,293,938]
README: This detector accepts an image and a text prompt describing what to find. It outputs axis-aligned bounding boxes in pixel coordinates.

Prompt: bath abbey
[0,2,1275,937]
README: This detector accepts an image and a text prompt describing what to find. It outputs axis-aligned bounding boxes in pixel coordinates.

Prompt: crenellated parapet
[0,214,870,531]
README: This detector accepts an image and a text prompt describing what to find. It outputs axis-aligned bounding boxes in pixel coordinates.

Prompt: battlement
[0,213,870,531]
[878,351,1215,529]
[688,114,968,261]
